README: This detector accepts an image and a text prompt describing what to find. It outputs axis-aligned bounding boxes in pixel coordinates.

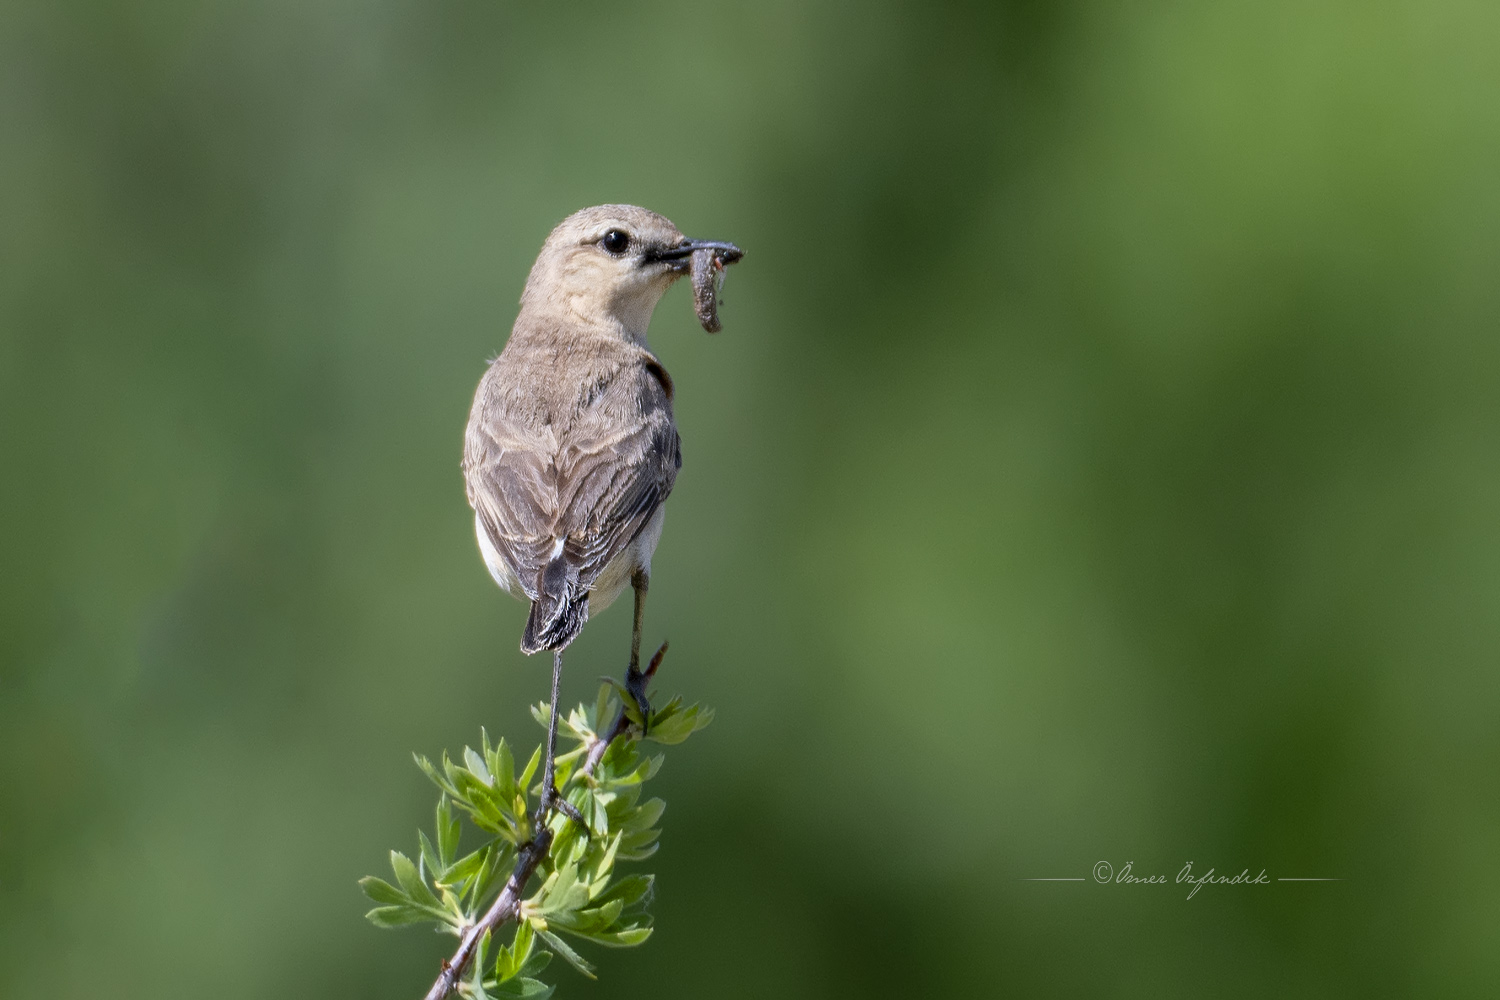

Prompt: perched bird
[461,205,742,825]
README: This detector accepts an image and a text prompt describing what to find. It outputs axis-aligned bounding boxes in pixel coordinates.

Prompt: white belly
[588,504,666,613]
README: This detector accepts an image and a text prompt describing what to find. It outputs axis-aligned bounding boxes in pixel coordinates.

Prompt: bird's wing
[464,362,679,606]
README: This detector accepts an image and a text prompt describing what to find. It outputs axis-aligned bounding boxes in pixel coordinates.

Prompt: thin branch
[421,710,633,1000]
[422,642,667,999]
[584,709,631,776]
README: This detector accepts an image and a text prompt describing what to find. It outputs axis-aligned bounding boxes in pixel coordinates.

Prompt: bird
[461,204,742,828]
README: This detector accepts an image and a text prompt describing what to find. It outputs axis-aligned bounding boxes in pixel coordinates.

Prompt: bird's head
[520,204,741,341]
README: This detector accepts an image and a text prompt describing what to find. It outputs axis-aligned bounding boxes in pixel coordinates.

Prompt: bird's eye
[601,229,631,255]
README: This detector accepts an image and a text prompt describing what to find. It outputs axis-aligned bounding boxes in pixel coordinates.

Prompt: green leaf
[494,738,517,800]
[616,827,661,862]
[471,844,513,909]
[416,753,463,801]
[604,754,663,788]
[535,863,590,916]
[493,921,534,983]
[622,797,666,832]
[588,792,610,837]
[518,746,541,801]
[593,684,612,732]
[602,678,656,730]
[646,705,714,745]
[552,750,582,794]
[516,948,552,980]
[437,795,461,866]
[364,904,430,928]
[589,832,621,888]
[572,923,654,948]
[464,747,494,787]
[419,830,445,882]
[459,983,491,1000]
[440,845,487,891]
[551,898,623,934]
[359,876,409,907]
[391,851,440,909]
[593,873,653,910]
[560,706,587,744]
[640,697,714,746]
[485,978,554,999]
[534,927,596,979]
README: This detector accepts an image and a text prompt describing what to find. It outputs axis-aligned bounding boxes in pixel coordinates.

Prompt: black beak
[645,238,744,271]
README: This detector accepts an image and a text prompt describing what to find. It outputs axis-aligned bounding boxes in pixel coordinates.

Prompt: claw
[624,667,653,734]
[625,642,666,735]
[536,784,589,837]
[645,640,668,680]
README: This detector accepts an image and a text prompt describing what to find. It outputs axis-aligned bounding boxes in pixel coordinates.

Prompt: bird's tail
[521,552,588,653]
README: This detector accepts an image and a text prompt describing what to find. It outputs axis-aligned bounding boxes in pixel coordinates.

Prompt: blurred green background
[3,0,1498,996]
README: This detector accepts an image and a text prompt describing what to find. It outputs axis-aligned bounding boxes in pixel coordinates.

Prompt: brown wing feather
[463,338,679,622]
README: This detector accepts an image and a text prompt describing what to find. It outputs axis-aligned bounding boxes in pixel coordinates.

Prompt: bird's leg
[534,647,586,833]
[625,570,655,732]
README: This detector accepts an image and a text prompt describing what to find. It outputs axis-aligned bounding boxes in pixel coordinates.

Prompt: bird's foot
[534,783,587,835]
[625,641,667,735]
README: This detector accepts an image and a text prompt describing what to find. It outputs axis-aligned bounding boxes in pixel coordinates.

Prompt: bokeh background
[3,1,1498,996]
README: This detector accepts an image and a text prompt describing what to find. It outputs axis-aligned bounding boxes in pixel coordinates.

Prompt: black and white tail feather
[521,551,589,653]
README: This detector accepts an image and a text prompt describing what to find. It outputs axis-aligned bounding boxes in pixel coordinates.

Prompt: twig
[582,709,632,782]
[421,711,633,1000]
